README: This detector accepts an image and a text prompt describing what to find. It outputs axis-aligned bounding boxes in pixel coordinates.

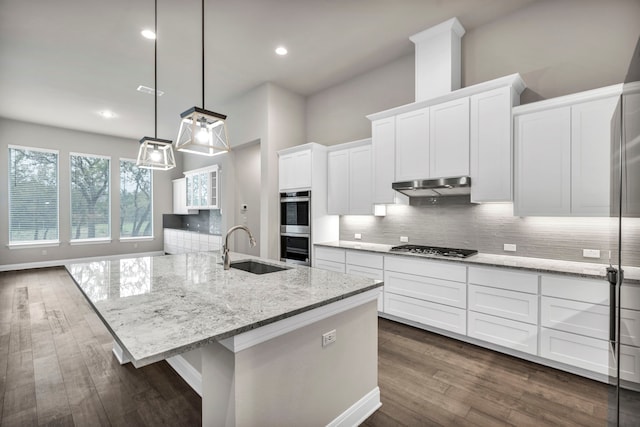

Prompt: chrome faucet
[222,225,257,270]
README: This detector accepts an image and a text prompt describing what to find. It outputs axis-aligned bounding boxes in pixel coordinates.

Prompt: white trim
[219,288,381,352]
[0,250,164,272]
[119,236,154,242]
[277,141,328,157]
[326,138,371,152]
[513,83,624,115]
[183,163,219,176]
[326,387,381,427]
[112,341,131,365]
[69,151,111,160]
[8,144,59,154]
[7,241,61,250]
[69,238,112,245]
[166,355,202,397]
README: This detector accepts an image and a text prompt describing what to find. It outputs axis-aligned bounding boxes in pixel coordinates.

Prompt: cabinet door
[622,92,640,216]
[514,106,571,216]
[372,117,396,204]
[395,107,429,181]
[385,292,467,335]
[470,87,513,202]
[468,311,538,355]
[172,178,188,214]
[349,145,373,214]
[279,150,312,191]
[279,153,294,191]
[208,169,219,208]
[430,97,470,178]
[327,150,349,215]
[571,96,619,216]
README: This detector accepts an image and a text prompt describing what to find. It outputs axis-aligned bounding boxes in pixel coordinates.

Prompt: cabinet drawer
[315,247,346,263]
[621,344,640,383]
[384,256,466,283]
[385,271,466,309]
[346,251,383,269]
[540,328,611,375]
[621,308,640,347]
[468,311,538,355]
[541,274,608,305]
[314,259,345,274]
[346,265,383,281]
[541,296,609,340]
[384,293,466,335]
[468,266,538,294]
[468,284,538,325]
[621,284,640,311]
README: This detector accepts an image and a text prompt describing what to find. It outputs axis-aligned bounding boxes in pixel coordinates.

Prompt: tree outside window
[120,160,152,238]
[70,154,110,240]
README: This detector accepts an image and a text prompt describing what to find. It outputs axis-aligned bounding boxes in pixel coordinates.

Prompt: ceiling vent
[410,17,465,101]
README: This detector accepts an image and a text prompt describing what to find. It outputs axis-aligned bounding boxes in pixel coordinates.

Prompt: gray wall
[306,0,640,145]
[339,199,640,266]
[233,142,261,256]
[0,118,179,268]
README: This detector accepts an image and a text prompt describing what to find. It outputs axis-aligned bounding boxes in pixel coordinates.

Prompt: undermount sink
[229,260,290,275]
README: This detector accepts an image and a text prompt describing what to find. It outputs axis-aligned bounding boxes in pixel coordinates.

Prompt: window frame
[69,152,112,244]
[118,157,154,242]
[7,144,61,248]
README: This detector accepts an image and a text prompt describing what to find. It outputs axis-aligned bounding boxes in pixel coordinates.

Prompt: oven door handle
[280,197,310,203]
[281,233,310,238]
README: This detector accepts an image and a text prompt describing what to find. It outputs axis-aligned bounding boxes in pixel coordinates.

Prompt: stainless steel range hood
[392,176,471,197]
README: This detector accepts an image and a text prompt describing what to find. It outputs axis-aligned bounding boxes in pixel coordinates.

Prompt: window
[70,153,110,241]
[119,159,153,238]
[8,146,59,245]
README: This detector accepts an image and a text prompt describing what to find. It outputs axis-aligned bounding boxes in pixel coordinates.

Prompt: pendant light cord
[154,0,158,138]
[201,0,205,109]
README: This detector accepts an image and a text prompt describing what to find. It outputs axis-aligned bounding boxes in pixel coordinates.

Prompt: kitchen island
[66,251,383,426]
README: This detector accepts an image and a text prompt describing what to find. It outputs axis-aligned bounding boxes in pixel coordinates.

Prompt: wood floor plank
[33,354,72,425]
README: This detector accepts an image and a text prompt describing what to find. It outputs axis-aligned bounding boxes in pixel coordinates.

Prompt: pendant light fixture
[137,0,176,171]
[174,0,230,157]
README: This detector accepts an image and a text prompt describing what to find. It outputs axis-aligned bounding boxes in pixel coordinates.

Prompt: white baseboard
[0,251,164,272]
[327,387,381,427]
[166,354,202,397]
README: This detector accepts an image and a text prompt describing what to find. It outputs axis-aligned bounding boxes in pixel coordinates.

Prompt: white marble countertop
[316,241,640,285]
[65,251,382,368]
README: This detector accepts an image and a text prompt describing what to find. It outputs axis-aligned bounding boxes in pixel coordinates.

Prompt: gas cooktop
[389,244,478,258]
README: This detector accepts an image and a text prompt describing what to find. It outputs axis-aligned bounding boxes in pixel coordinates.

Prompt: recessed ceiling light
[137,85,164,96]
[141,29,156,40]
[275,46,288,56]
[98,110,116,119]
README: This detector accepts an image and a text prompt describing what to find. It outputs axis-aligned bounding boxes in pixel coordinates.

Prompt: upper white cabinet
[470,86,515,202]
[395,107,430,181]
[429,97,470,178]
[327,140,373,215]
[368,74,525,204]
[514,86,622,216]
[371,117,396,204]
[184,165,220,210]
[172,178,197,215]
[279,148,312,191]
[614,85,640,217]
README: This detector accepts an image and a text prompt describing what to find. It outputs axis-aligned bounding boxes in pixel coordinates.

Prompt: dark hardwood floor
[1,267,638,426]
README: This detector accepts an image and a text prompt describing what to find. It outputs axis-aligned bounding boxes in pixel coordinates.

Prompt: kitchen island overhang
[66,251,383,426]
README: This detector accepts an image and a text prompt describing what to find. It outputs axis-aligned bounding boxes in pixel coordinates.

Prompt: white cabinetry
[467,266,539,355]
[313,246,346,273]
[371,117,396,204]
[514,86,621,216]
[163,229,221,255]
[279,149,312,191]
[327,140,373,215]
[345,251,384,312]
[184,165,220,210]
[429,97,470,178]
[172,178,197,215]
[470,86,515,202]
[384,255,467,335]
[395,108,429,181]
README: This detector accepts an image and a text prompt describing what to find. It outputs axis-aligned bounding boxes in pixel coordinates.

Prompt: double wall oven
[280,191,311,265]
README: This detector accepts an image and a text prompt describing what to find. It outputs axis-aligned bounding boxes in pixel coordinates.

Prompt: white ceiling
[0,0,538,141]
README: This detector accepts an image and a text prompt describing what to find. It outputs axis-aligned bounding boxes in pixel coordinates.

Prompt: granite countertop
[316,241,640,285]
[65,251,382,368]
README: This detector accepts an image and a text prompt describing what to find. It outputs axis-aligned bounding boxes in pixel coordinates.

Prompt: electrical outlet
[41,249,47,255]
[503,244,517,252]
[354,233,362,240]
[400,236,409,243]
[583,249,601,259]
[322,329,337,347]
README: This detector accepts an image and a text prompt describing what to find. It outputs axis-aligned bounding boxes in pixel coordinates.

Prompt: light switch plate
[400,236,409,243]
[583,249,601,259]
[354,233,362,240]
[503,244,517,252]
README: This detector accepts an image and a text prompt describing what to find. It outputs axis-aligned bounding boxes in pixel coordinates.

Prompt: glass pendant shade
[137,137,176,170]
[175,107,230,156]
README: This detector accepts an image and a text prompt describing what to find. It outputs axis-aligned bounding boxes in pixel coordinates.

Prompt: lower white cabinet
[385,270,466,309]
[621,345,640,383]
[314,247,345,264]
[164,229,221,255]
[345,250,384,312]
[540,328,612,375]
[314,259,345,273]
[541,296,610,341]
[385,292,466,335]
[468,284,538,325]
[468,311,538,355]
